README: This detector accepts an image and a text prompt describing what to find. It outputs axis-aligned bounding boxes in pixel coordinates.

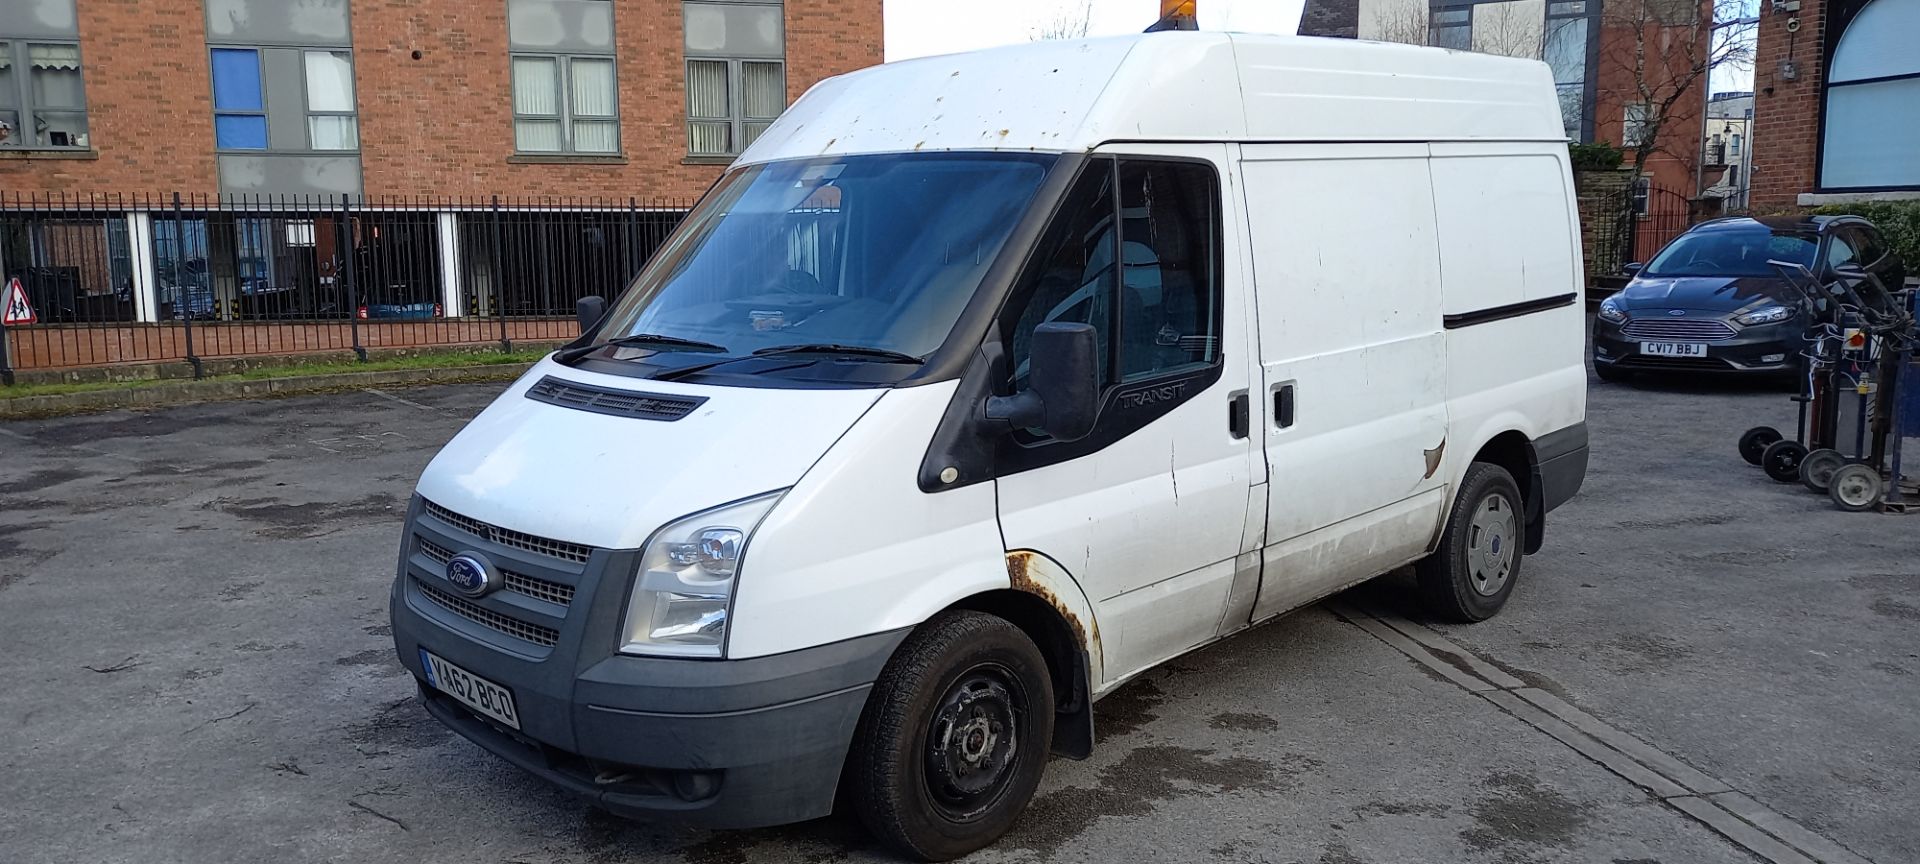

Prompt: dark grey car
[1592,215,1906,380]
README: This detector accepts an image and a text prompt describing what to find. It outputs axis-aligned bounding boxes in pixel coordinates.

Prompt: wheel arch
[1466,428,1544,554]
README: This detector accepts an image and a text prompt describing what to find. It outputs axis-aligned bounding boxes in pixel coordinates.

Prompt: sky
[884,0,1307,62]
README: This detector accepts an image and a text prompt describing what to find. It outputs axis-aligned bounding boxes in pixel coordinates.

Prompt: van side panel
[1238,144,1451,622]
[1428,142,1588,496]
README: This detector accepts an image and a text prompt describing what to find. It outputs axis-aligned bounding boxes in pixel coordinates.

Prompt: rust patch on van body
[1006,550,1097,648]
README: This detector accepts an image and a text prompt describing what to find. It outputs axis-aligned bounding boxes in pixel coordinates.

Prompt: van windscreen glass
[588,153,1057,375]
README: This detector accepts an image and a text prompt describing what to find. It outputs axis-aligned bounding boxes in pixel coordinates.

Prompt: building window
[1730,133,1741,156]
[1631,175,1651,216]
[1429,6,1472,50]
[209,46,360,152]
[1544,4,1590,140]
[511,55,619,153]
[507,0,619,154]
[1820,0,1920,190]
[684,1,787,156]
[1623,103,1654,148]
[0,39,90,149]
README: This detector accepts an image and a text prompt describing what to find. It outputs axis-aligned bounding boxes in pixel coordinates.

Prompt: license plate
[420,649,520,730]
[1641,341,1708,358]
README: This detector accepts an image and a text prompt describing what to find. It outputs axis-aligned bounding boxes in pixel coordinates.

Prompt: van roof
[739,33,1566,166]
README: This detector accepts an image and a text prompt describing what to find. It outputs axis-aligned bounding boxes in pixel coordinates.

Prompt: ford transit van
[390,33,1589,860]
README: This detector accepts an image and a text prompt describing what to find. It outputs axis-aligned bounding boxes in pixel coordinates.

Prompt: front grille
[526,376,707,421]
[1621,318,1738,341]
[417,579,561,648]
[422,500,592,564]
[418,537,575,607]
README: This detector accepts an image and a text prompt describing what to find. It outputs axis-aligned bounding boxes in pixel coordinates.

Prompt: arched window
[1821,0,1920,189]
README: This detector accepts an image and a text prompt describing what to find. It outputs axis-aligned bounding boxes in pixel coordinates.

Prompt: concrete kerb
[0,363,535,419]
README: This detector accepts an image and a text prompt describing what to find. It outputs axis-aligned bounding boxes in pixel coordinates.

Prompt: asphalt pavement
[0,369,1913,864]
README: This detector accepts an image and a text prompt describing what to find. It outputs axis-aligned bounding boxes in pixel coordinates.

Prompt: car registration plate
[420,649,520,730]
[1640,341,1708,358]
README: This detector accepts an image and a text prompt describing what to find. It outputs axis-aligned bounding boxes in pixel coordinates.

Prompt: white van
[389,33,1588,860]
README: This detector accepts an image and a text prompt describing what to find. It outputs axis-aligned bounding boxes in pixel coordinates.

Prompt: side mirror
[576,295,607,334]
[985,322,1100,442]
[1622,262,1643,276]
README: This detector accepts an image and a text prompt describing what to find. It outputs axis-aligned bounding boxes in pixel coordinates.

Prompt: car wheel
[1829,464,1883,512]
[1416,462,1525,623]
[847,610,1054,862]
[1739,426,1782,466]
[1761,439,1808,483]
[1799,448,1847,492]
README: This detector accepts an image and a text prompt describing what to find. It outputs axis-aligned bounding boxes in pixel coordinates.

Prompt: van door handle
[1274,384,1296,429]
[1228,391,1250,439]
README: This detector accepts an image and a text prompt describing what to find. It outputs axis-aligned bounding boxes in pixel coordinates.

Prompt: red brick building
[0,0,881,372]
[0,0,882,198]
[1747,0,1920,210]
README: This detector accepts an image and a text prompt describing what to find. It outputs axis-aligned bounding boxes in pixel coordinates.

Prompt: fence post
[490,195,510,353]
[173,193,205,380]
[338,195,367,362]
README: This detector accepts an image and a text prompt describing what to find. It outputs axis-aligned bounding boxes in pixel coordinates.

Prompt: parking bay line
[1326,601,1879,864]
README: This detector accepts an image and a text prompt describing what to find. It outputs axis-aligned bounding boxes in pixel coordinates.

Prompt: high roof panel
[739,33,1564,166]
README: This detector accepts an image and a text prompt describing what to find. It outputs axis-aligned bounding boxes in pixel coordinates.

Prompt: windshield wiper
[650,344,924,383]
[750,344,926,364]
[555,332,728,364]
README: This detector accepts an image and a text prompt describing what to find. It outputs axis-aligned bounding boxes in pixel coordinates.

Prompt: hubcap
[924,664,1023,821]
[1836,473,1875,505]
[1466,492,1518,597]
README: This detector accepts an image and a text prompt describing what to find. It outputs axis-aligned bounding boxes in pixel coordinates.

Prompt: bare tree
[1365,0,1435,45]
[1032,0,1095,41]
[1599,0,1757,180]
[1473,1,1545,58]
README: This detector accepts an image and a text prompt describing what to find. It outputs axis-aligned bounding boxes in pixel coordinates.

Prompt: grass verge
[4,350,551,399]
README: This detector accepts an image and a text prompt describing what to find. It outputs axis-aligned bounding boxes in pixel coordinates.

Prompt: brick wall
[1,0,883,200]
[1747,0,1825,211]
[0,0,219,193]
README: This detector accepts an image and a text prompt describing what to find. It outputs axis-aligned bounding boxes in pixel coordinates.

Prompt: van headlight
[1598,296,1628,323]
[620,491,783,658]
[1736,305,1792,326]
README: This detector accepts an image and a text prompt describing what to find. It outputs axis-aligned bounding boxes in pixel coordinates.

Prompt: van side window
[1010,161,1119,393]
[1008,157,1221,397]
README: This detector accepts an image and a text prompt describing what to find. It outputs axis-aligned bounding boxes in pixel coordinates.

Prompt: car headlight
[1736,305,1792,326]
[1598,296,1628,323]
[620,491,783,658]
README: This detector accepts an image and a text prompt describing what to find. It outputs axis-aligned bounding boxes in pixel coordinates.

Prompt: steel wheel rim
[923,662,1025,822]
[1466,491,1517,597]
[1834,470,1877,506]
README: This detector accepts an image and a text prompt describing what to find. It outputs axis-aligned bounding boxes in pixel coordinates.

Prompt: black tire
[1829,463,1883,512]
[846,611,1054,862]
[1594,363,1632,384]
[1416,462,1526,623]
[1761,439,1808,483]
[1739,426,1783,466]
[1799,448,1847,492]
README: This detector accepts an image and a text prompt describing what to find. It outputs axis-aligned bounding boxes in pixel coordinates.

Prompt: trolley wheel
[1799,448,1847,492]
[1828,463,1884,512]
[1761,439,1808,483]
[1739,426,1783,466]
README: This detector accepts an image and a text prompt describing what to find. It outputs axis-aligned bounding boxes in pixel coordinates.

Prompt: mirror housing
[985,323,1100,443]
[576,295,608,335]
[1622,262,1643,276]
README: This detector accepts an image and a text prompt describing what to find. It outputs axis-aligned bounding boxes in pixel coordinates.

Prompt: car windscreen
[589,152,1057,365]
[1643,229,1819,278]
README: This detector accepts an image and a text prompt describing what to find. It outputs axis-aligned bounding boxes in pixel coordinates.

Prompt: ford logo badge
[445,553,496,597]
[1667,309,1687,316]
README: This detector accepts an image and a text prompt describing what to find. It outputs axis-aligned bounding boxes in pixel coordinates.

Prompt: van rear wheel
[1416,462,1526,623]
[846,610,1054,862]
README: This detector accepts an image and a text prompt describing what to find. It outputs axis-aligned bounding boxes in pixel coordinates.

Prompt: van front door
[1239,144,1451,620]
[994,147,1262,686]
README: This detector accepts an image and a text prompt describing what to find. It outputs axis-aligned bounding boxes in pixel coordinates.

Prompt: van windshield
[1643,228,1819,278]
[586,153,1057,376]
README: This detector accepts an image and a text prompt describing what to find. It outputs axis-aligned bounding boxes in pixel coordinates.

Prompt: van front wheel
[1416,462,1526,623]
[846,610,1055,862]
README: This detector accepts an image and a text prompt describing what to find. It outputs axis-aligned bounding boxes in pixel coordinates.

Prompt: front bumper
[1592,317,1800,374]
[388,499,909,829]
